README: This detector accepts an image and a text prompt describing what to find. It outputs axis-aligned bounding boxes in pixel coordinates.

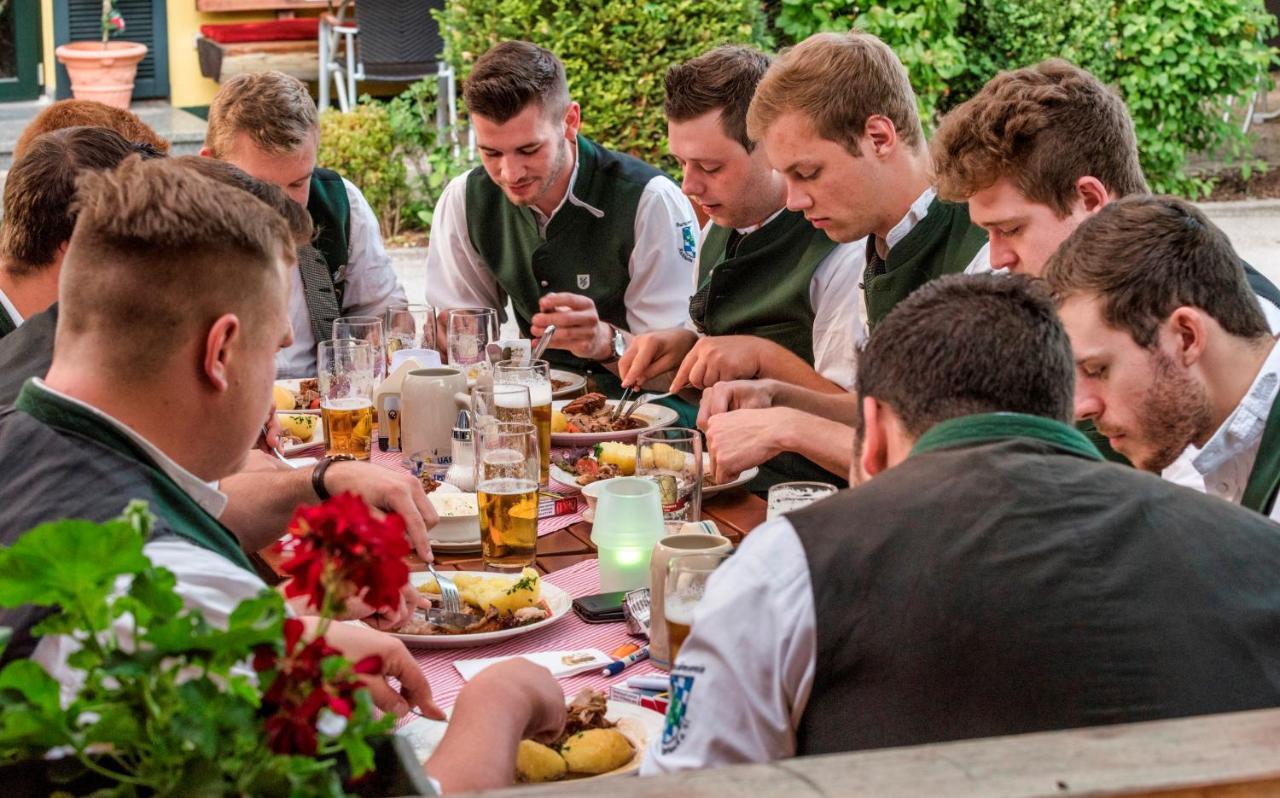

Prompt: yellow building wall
[41,0,54,99]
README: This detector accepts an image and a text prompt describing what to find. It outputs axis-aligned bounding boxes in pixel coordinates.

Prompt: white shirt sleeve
[623,177,698,334]
[32,538,270,706]
[340,178,408,316]
[809,240,866,390]
[1260,296,1280,335]
[424,172,507,317]
[640,519,816,774]
[963,241,993,275]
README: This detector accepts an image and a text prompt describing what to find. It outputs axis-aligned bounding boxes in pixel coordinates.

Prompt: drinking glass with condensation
[475,421,540,572]
[766,481,838,521]
[664,551,729,664]
[317,339,375,461]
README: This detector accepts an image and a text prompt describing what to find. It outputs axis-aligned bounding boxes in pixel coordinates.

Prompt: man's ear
[563,102,582,141]
[859,395,892,479]
[1074,176,1110,215]
[863,115,898,158]
[203,313,241,392]
[1165,306,1208,368]
[198,145,214,158]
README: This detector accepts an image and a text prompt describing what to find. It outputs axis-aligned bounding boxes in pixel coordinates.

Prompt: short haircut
[59,157,294,380]
[746,31,922,155]
[932,60,1148,215]
[13,99,169,161]
[1,127,161,274]
[171,156,314,247]
[463,41,570,123]
[665,45,772,151]
[205,71,318,158]
[1042,195,1269,348]
[856,274,1075,439]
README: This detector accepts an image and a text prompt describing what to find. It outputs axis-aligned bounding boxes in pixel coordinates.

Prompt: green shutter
[53,0,169,100]
[0,0,42,101]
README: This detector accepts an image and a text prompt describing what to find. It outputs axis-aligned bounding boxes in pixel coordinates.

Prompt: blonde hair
[205,71,318,158]
[59,157,294,379]
[746,31,922,155]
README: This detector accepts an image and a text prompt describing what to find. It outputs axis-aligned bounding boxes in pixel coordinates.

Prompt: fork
[428,564,463,614]
[620,391,675,422]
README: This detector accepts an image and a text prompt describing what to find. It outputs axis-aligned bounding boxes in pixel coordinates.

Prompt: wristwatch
[310,455,356,500]
[599,324,626,365]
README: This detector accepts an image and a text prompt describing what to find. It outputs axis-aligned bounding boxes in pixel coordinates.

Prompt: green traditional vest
[864,196,988,326]
[464,136,669,395]
[1239,389,1280,516]
[694,210,836,365]
[13,381,253,572]
[305,167,353,306]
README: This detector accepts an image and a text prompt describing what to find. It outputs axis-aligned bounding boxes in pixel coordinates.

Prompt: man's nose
[1074,388,1103,421]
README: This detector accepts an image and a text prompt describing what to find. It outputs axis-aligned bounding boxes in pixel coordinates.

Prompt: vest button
[540,280,549,288]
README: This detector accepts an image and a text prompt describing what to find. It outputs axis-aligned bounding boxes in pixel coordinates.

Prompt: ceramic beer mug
[649,533,732,670]
[400,367,467,460]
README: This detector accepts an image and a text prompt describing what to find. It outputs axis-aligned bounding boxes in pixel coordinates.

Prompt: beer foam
[663,596,699,625]
[322,396,374,410]
[478,478,539,495]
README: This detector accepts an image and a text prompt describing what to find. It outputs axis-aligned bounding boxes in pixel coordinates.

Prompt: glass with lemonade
[476,421,540,571]
[494,359,553,485]
[317,339,375,460]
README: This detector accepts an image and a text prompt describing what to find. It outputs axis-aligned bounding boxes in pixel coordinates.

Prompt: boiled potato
[595,442,636,474]
[272,384,297,411]
[448,568,541,615]
[559,728,634,774]
[552,410,568,433]
[639,442,685,472]
[278,413,316,440]
[515,740,567,783]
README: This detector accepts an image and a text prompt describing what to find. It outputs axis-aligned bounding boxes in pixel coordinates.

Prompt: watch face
[613,328,627,358]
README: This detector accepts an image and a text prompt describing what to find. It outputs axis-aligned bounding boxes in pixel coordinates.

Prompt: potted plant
[53,0,148,109]
[0,496,436,796]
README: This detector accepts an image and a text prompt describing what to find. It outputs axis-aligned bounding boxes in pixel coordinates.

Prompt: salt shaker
[444,410,474,490]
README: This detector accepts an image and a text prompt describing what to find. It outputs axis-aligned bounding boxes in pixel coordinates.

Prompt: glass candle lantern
[591,477,665,592]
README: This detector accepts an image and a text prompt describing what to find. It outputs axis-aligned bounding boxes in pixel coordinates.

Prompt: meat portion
[552,689,615,746]
[563,392,607,415]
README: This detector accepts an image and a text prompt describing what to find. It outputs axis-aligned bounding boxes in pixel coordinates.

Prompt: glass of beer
[664,551,728,664]
[494,359,552,486]
[384,304,437,366]
[445,307,498,376]
[475,421,540,572]
[637,428,703,522]
[471,383,533,430]
[766,481,838,521]
[333,315,386,382]
[317,339,375,461]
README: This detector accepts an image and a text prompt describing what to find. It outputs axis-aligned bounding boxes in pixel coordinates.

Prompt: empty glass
[766,481,838,521]
[445,307,498,377]
[637,427,703,522]
[385,304,438,367]
[333,316,386,382]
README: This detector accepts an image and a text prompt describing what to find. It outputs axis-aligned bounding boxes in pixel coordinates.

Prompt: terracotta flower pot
[54,40,148,109]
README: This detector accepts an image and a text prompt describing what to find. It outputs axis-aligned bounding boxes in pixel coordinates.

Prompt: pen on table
[602,645,650,676]
[625,675,671,692]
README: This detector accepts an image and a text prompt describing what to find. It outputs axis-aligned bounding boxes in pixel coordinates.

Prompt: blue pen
[601,645,650,676]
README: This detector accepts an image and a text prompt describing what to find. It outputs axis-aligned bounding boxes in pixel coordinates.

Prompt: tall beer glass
[384,304,437,366]
[333,316,386,382]
[476,421,540,571]
[317,339,375,460]
[664,552,727,664]
[494,359,552,485]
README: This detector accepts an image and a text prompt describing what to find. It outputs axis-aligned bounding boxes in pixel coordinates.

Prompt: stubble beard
[508,138,571,210]
[1130,351,1214,472]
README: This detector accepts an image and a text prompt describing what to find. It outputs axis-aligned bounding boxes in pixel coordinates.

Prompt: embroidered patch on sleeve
[661,672,696,754]
[679,224,697,263]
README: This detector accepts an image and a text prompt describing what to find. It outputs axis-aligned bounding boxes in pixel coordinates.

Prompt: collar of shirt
[30,378,229,518]
[1191,338,1280,478]
[735,207,787,236]
[884,186,938,252]
[528,147,605,237]
[0,284,24,327]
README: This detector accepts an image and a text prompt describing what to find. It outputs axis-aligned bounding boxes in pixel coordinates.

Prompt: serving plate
[396,700,664,780]
[276,411,326,456]
[381,571,572,649]
[550,399,678,446]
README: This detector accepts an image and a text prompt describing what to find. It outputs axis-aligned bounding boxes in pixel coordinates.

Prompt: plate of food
[550,393,678,446]
[273,378,321,413]
[276,412,326,456]
[551,444,758,496]
[387,569,571,648]
[550,369,587,399]
[396,689,663,783]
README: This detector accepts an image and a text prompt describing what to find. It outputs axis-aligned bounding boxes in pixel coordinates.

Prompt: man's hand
[619,329,698,388]
[702,407,793,483]
[670,335,774,392]
[697,378,782,428]
[324,461,438,562]
[336,581,432,631]
[317,620,444,720]
[530,292,610,360]
[256,409,283,455]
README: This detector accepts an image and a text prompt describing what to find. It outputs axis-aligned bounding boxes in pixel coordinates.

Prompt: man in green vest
[202,71,408,379]
[1045,196,1280,521]
[425,41,697,396]
[691,31,989,484]
[643,273,1280,773]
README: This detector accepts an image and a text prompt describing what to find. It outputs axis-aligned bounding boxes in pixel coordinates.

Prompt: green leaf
[0,517,149,615]
[0,660,62,715]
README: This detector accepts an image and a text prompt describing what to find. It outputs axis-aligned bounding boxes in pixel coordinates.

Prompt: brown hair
[855,273,1075,439]
[665,45,772,151]
[13,99,169,161]
[463,41,569,123]
[171,156,314,246]
[746,31,922,155]
[1042,195,1269,348]
[58,157,294,378]
[1,127,162,274]
[932,60,1148,215]
[205,71,318,158]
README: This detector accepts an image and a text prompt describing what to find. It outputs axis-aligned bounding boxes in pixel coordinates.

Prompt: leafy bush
[436,0,766,172]
[386,78,478,235]
[318,101,410,237]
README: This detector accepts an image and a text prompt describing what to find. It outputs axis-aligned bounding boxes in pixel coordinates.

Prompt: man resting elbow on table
[0,158,563,794]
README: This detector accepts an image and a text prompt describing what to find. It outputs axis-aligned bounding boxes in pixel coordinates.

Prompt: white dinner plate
[550,369,588,399]
[274,378,321,414]
[549,458,760,496]
[396,699,664,780]
[381,571,572,649]
[276,411,326,456]
[550,399,678,446]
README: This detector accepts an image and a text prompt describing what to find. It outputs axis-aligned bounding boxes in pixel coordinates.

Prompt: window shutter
[54,0,170,100]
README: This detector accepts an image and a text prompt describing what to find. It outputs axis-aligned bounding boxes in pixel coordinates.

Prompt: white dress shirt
[1162,339,1280,520]
[0,284,24,330]
[277,178,409,377]
[641,518,816,773]
[424,155,696,337]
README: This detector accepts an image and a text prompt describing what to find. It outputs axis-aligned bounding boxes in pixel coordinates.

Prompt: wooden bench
[194,0,333,84]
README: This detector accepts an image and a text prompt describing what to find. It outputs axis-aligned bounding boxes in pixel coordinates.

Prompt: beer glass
[470,383,533,438]
[475,421,540,572]
[494,358,552,486]
[637,428,702,522]
[384,304,437,366]
[766,481,838,521]
[317,339,375,460]
[664,551,728,664]
[445,307,498,377]
[333,316,386,382]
